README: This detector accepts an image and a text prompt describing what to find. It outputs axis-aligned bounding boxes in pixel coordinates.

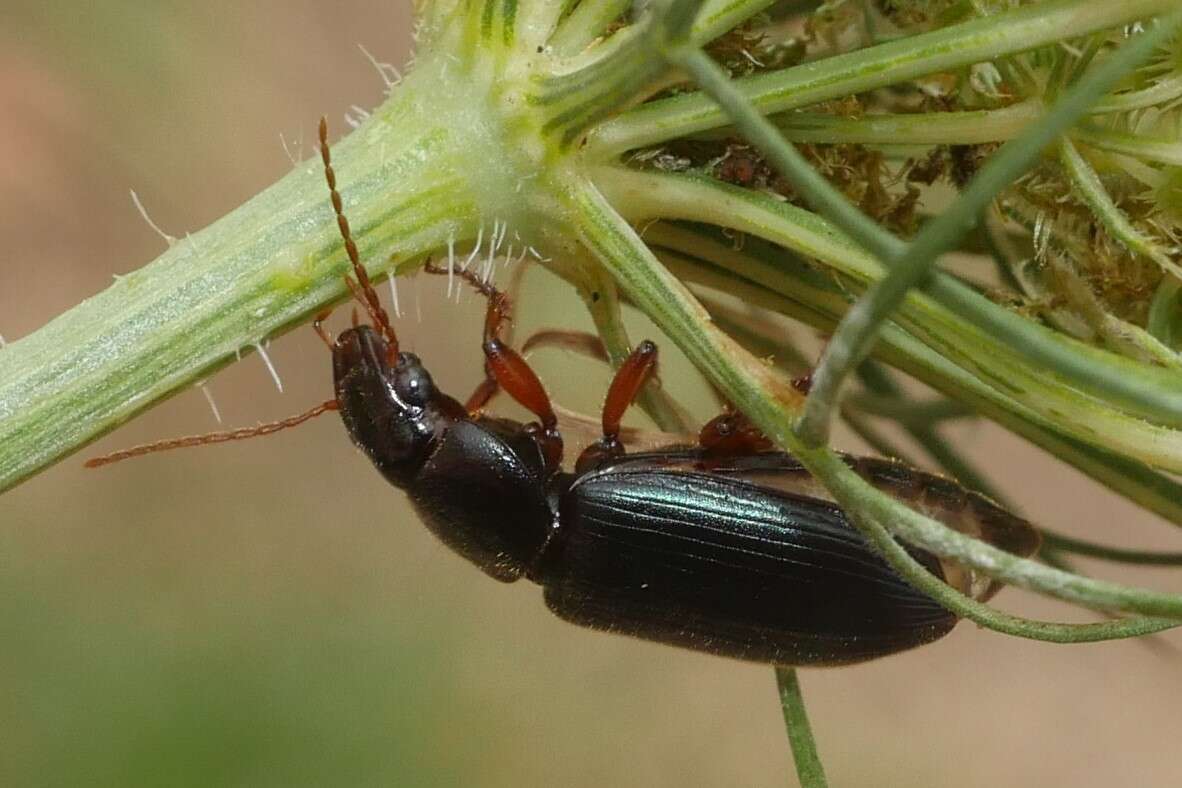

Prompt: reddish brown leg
[424,259,563,469]
[313,309,335,350]
[575,340,658,474]
[483,334,563,469]
[699,409,774,457]
[464,376,500,413]
[464,330,608,413]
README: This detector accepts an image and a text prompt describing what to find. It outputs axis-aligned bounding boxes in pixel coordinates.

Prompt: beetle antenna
[85,399,340,468]
[318,116,398,357]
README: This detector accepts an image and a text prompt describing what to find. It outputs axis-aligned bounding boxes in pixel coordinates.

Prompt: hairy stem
[0,85,478,491]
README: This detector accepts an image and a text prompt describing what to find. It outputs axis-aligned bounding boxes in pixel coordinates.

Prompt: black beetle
[87,118,1039,665]
[317,120,1039,667]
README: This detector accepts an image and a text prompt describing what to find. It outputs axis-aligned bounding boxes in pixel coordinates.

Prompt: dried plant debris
[1006,159,1181,327]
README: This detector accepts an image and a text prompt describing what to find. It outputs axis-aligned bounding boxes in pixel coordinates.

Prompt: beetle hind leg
[698,410,775,457]
[574,340,659,474]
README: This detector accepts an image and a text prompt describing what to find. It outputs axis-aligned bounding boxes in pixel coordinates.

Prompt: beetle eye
[393,360,434,407]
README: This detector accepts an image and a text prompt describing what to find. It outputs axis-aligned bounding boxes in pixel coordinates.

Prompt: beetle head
[332,325,464,488]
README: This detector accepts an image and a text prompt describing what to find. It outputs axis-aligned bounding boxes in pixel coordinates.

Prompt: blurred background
[2,3,1180,786]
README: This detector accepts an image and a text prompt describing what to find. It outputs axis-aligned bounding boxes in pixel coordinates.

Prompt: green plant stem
[0,86,480,491]
[760,102,1044,145]
[589,0,1180,156]
[842,392,974,424]
[1040,531,1182,566]
[1073,124,1182,167]
[550,0,631,55]
[1091,71,1182,113]
[775,668,829,788]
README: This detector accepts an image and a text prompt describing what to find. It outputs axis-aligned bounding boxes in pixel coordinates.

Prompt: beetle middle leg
[424,259,564,469]
[574,340,659,474]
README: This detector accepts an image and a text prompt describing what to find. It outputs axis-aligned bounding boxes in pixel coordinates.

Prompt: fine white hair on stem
[389,276,402,318]
[515,172,539,193]
[184,232,203,255]
[413,271,423,323]
[739,48,763,68]
[344,105,371,129]
[493,219,508,254]
[446,233,457,298]
[488,246,509,283]
[358,43,402,91]
[130,189,177,247]
[463,225,485,271]
[254,342,284,393]
[280,131,302,166]
[198,381,223,424]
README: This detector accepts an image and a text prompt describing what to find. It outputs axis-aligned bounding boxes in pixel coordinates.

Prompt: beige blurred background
[2,3,1180,786]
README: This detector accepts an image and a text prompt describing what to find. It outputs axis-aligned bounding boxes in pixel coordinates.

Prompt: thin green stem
[759,102,1044,146]
[1073,124,1182,167]
[1040,531,1182,567]
[775,668,829,788]
[1091,71,1182,113]
[842,392,975,424]
[549,0,631,56]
